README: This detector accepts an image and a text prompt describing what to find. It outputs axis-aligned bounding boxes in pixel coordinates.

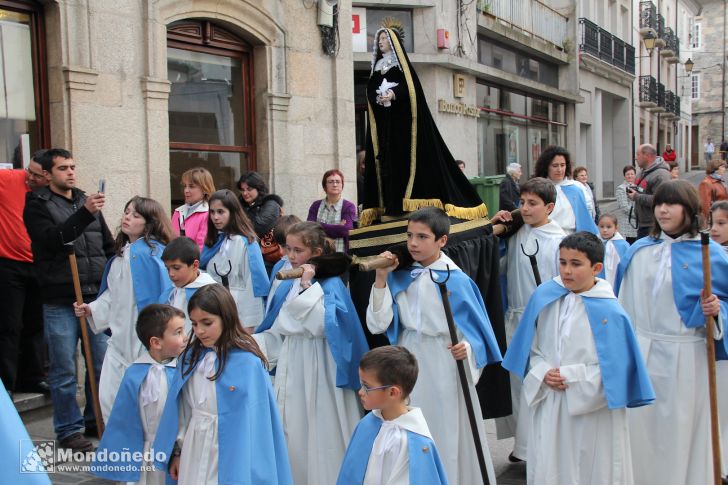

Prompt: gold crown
[381,17,405,41]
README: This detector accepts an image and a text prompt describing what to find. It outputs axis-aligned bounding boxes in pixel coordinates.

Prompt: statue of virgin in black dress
[360,27,487,226]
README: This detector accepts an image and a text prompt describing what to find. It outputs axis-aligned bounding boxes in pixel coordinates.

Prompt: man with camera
[627,144,671,238]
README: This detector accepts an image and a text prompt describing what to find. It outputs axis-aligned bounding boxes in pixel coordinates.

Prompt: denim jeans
[43,304,107,440]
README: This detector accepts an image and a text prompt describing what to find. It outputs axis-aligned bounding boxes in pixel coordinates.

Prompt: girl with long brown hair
[153,284,293,484]
[73,196,175,422]
[200,189,269,333]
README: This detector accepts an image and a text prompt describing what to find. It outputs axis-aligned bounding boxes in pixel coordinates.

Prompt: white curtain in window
[0,21,36,121]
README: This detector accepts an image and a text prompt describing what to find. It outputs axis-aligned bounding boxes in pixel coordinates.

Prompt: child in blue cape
[267,215,301,291]
[91,304,187,485]
[153,284,292,485]
[74,196,174,422]
[711,200,728,480]
[159,236,216,333]
[489,177,566,461]
[616,181,728,485]
[367,207,501,485]
[254,221,368,485]
[337,345,448,485]
[200,190,268,333]
[597,213,629,288]
[503,232,654,485]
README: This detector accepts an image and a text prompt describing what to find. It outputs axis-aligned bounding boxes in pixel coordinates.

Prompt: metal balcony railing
[485,0,569,47]
[578,18,635,75]
[674,95,680,116]
[639,75,658,104]
[639,1,657,31]
[665,90,676,113]
[657,82,666,108]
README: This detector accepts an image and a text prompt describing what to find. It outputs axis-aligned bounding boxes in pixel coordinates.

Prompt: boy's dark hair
[359,346,418,398]
[273,215,302,245]
[559,231,604,265]
[408,207,450,239]
[136,304,185,351]
[533,145,572,179]
[161,236,200,265]
[37,148,72,172]
[520,177,556,205]
[650,180,702,238]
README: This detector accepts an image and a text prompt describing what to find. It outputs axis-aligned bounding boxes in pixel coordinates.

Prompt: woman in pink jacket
[171,167,215,249]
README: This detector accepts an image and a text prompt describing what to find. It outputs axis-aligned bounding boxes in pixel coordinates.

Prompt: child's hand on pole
[73,302,91,318]
[701,290,721,317]
[374,251,398,288]
[448,341,468,361]
[544,368,568,390]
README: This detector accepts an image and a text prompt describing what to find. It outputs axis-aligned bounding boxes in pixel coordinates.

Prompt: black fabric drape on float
[348,218,512,419]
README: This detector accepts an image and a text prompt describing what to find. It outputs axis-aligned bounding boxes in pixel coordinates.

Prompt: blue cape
[98,238,172,311]
[269,257,288,287]
[90,362,176,482]
[152,349,293,485]
[256,277,369,390]
[614,236,728,359]
[200,233,269,297]
[502,279,655,409]
[336,412,449,485]
[0,380,51,483]
[598,238,630,280]
[561,183,599,235]
[387,268,502,368]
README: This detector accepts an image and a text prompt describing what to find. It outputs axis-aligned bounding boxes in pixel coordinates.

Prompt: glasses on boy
[359,383,393,395]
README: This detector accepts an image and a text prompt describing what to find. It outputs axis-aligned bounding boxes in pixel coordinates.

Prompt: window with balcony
[691,74,700,99]
[478,36,559,88]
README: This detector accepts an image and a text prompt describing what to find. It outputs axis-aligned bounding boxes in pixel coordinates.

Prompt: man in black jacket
[23,148,113,451]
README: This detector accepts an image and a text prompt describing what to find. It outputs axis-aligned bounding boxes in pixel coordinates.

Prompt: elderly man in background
[0,150,49,398]
[499,162,522,212]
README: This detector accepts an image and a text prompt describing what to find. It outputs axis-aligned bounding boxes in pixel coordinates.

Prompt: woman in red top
[662,144,677,162]
[699,158,728,218]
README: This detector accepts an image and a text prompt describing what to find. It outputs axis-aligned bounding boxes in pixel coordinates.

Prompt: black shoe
[83,425,100,438]
[15,380,51,394]
[508,452,525,463]
[59,432,93,452]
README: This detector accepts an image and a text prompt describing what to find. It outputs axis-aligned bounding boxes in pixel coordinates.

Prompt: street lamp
[643,30,657,55]
[684,58,694,73]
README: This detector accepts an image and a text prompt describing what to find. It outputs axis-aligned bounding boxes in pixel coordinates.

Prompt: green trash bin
[470,175,505,217]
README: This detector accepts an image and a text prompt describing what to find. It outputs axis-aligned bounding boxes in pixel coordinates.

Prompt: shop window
[167,20,255,206]
[0,1,48,166]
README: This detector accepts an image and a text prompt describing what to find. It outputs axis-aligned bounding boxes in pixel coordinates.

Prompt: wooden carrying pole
[701,232,721,485]
[67,248,105,437]
[430,267,490,485]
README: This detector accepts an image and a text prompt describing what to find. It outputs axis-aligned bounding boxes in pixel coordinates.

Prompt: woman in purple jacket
[307,169,357,253]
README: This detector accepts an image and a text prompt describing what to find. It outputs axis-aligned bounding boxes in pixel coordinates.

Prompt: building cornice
[579,52,636,87]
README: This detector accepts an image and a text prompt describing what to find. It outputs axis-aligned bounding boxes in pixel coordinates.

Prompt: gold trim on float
[402,198,444,212]
[387,29,418,200]
[350,219,410,236]
[359,207,385,228]
[366,101,384,209]
[349,217,493,250]
[445,202,489,220]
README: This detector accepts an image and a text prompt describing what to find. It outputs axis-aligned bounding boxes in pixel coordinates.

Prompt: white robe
[619,233,716,485]
[253,281,362,485]
[600,232,627,288]
[166,272,217,334]
[363,407,433,485]
[551,179,595,235]
[496,220,565,458]
[204,235,265,331]
[366,253,496,485]
[525,278,633,485]
[176,351,219,485]
[88,244,142,423]
[130,352,175,485]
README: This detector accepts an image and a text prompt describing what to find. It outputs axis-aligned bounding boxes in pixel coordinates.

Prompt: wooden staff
[275,253,352,280]
[66,242,105,437]
[701,231,722,485]
[430,266,490,485]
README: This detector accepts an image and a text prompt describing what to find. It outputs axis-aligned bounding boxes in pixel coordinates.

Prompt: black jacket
[23,187,114,305]
[499,176,520,212]
[241,193,284,238]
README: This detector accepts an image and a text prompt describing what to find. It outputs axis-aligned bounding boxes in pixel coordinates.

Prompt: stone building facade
[688,0,727,164]
[3,0,358,219]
